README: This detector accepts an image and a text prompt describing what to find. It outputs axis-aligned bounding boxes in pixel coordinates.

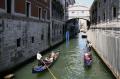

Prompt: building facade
[50,0,75,45]
[0,0,51,72]
[68,4,90,32]
[56,0,75,21]
[88,0,120,79]
[0,0,76,73]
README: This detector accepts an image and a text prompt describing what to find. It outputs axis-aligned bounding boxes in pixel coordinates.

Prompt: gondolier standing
[37,51,42,65]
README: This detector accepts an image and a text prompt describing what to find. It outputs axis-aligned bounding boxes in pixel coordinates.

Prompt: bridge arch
[68,17,91,31]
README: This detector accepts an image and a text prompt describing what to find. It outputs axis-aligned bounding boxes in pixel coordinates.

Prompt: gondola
[84,53,92,66]
[81,32,87,38]
[32,52,59,73]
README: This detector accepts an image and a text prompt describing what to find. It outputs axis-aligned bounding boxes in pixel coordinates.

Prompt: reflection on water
[15,34,115,79]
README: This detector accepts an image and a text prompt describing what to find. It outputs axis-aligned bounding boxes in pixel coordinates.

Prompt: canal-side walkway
[14,34,116,79]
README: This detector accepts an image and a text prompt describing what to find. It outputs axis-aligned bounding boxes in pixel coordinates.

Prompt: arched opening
[64,18,91,38]
[67,18,91,32]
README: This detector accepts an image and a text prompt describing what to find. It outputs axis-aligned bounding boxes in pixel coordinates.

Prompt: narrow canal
[14,34,116,79]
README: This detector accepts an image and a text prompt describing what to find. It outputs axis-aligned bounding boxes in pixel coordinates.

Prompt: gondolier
[37,51,42,65]
[37,51,42,60]
[32,51,59,73]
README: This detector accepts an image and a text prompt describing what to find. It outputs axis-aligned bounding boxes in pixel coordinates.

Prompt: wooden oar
[37,52,58,79]
[41,60,58,79]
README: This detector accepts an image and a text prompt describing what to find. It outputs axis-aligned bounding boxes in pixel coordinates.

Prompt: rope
[41,60,58,79]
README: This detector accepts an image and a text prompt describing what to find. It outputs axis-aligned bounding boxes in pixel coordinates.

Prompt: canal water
[14,34,115,79]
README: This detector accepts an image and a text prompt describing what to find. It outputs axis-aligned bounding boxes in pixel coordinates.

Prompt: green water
[14,34,116,79]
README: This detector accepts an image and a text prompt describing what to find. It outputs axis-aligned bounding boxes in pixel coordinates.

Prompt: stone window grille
[17,38,21,47]
[98,16,100,22]
[103,12,105,21]
[31,37,34,43]
[113,7,117,18]
[41,34,44,40]
[41,29,44,40]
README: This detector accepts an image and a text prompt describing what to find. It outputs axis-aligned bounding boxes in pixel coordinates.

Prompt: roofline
[69,5,89,9]
[68,10,90,11]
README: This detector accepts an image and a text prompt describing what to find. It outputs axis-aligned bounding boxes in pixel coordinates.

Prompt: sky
[75,0,94,7]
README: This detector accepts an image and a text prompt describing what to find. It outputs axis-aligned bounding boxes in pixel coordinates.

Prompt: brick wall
[30,0,50,19]
[0,0,5,9]
[31,4,38,17]
[15,0,25,14]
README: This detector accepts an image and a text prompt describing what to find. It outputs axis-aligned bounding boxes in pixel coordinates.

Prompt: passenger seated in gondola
[84,53,92,62]
[42,54,54,65]
[50,51,55,58]
[39,52,55,66]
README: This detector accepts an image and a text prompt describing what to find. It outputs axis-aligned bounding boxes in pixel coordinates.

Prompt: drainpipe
[49,0,52,47]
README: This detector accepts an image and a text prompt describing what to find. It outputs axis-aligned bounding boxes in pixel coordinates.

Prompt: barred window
[113,7,117,18]
[31,37,34,43]
[17,38,21,47]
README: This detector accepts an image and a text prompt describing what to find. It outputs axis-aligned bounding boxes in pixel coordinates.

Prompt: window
[7,0,11,13]
[44,0,47,3]
[26,2,30,17]
[42,9,47,19]
[72,11,75,13]
[41,34,44,40]
[41,29,44,40]
[0,38,1,43]
[113,7,117,18]
[103,13,105,21]
[98,16,100,22]
[47,11,50,20]
[104,0,106,3]
[17,38,21,47]
[38,7,42,20]
[31,37,34,43]
[81,11,84,13]
[99,2,100,8]
[45,10,47,20]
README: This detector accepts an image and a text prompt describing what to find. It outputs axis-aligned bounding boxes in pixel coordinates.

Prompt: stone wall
[87,22,120,79]
[0,19,49,72]
[51,19,64,46]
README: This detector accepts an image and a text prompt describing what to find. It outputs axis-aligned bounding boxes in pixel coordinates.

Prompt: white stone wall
[79,19,87,31]
[87,23,120,79]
